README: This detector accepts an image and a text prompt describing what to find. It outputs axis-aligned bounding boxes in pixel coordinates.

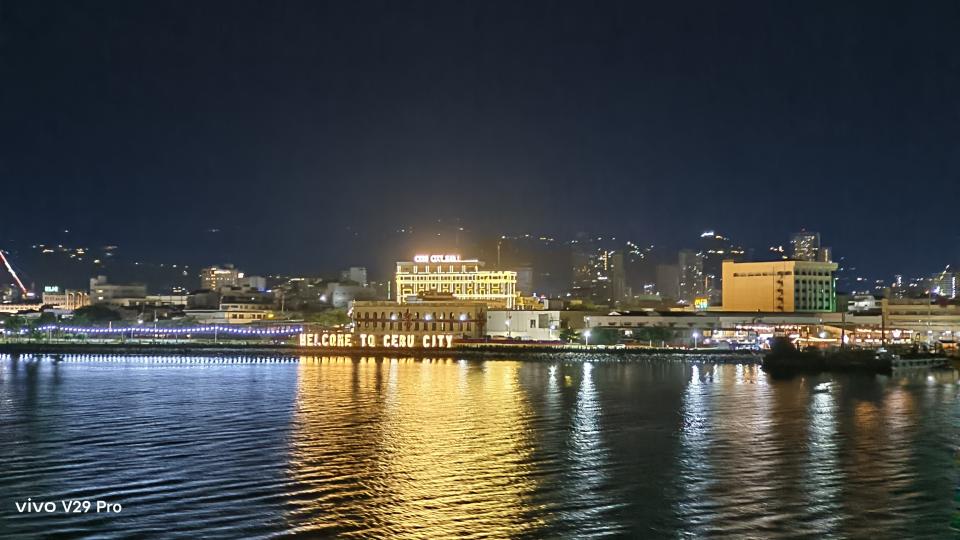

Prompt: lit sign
[43,286,60,293]
[299,332,454,349]
[413,254,461,263]
[694,297,709,311]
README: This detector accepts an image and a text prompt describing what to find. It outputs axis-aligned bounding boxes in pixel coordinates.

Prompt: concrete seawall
[0,341,759,360]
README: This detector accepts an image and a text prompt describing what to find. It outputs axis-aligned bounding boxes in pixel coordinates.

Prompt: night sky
[2,1,958,278]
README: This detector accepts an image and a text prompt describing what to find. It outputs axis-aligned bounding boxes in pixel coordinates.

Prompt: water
[1,354,959,538]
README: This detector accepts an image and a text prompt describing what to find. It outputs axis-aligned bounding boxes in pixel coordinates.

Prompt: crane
[0,249,29,297]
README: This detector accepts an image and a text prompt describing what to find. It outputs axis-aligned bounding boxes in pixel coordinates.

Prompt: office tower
[678,249,706,304]
[790,231,821,261]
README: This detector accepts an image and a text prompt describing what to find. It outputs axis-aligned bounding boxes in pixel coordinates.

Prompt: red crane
[0,249,29,297]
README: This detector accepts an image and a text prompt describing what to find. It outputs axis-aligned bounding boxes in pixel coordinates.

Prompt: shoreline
[0,341,759,360]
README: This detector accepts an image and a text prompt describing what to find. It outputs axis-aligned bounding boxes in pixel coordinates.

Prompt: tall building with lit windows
[200,265,242,290]
[394,254,517,308]
[790,231,821,261]
[930,270,957,299]
[698,230,746,305]
[677,249,706,304]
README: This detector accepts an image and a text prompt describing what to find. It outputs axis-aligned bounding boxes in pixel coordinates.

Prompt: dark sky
[1,1,958,278]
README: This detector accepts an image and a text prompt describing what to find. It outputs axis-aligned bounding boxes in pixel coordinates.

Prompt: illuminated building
[847,294,882,313]
[394,254,517,308]
[698,231,746,305]
[930,269,956,299]
[678,249,706,304]
[350,300,486,338]
[722,260,838,312]
[570,243,629,307]
[41,287,91,311]
[184,304,275,324]
[883,299,960,344]
[145,294,190,307]
[486,309,562,340]
[789,231,821,261]
[89,275,147,306]
[199,264,243,290]
[0,302,44,314]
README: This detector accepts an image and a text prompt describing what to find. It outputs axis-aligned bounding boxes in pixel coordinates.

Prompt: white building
[89,276,147,305]
[847,295,882,313]
[486,310,561,341]
[185,305,275,324]
[42,287,91,310]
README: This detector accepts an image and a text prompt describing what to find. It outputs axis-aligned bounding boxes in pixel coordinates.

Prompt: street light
[584,329,591,346]
[692,331,700,349]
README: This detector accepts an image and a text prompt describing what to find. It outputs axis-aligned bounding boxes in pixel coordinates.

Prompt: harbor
[3,351,959,538]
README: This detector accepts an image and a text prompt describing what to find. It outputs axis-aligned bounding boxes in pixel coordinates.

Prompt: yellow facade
[722,260,837,312]
[395,255,517,309]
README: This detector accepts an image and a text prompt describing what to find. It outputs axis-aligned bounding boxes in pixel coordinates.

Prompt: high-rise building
[722,260,838,312]
[395,253,517,308]
[655,264,680,299]
[611,252,628,302]
[790,231,821,261]
[698,231,746,305]
[569,245,628,306]
[200,265,242,291]
[930,270,956,299]
[678,249,706,304]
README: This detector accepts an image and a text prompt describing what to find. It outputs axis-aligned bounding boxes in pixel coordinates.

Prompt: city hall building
[394,254,517,308]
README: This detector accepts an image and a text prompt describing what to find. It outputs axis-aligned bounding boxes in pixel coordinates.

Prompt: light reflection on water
[287,357,543,538]
[0,354,958,538]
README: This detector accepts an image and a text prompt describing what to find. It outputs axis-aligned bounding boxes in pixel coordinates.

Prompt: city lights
[12,324,303,336]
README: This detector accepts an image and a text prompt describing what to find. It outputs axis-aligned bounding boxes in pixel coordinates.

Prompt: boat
[762,337,948,375]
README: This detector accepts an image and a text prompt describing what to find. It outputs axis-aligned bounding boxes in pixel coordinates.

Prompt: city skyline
[2,224,955,300]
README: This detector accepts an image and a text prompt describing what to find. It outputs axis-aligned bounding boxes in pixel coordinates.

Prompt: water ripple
[1,355,958,538]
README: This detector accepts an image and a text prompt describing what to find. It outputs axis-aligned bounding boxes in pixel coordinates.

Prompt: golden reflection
[844,393,911,532]
[286,356,542,538]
